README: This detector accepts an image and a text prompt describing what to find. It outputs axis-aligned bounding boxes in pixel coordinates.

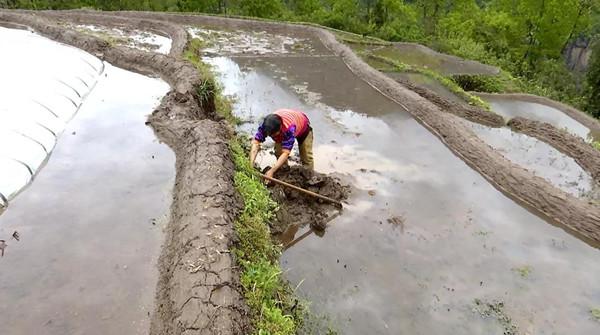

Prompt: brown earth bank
[361,53,505,127]
[390,42,501,76]
[265,166,350,235]
[37,10,189,56]
[477,92,600,136]
[0,10,250,334]
[381,69,505,128]
[508,117,600,181]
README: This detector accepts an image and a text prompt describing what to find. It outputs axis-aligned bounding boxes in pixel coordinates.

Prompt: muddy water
[209,55,600,334]
[0,63,173,335]
[0,27,103,200]
[484,95,598,142]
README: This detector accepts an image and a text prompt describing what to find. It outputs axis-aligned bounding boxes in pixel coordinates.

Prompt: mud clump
[267,166,349,235]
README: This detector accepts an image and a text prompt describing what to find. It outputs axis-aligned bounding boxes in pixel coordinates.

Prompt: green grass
[231,140,302,335]
[591,307,600,321]
[184,36,304,334]
[511,265,532,278]
[184,38,242,125]
[593,141,600,151]
[366,53,491,111]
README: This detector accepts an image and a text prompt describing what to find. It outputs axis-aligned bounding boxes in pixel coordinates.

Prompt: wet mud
[36,10,187,56]
[266,166,350,235]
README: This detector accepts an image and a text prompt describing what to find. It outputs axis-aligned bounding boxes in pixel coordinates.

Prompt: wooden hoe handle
[260,174,343,208]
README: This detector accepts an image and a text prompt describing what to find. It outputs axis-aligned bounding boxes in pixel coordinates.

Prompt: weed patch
[591,307,600,321]
[511,265,532,278]
[474,299,518,335]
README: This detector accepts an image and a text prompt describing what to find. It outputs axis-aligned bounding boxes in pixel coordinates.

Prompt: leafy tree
[373,0,423,41]
[586,42,600,117]
[231,0,285,18]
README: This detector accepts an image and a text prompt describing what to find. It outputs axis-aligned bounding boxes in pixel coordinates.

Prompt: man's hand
[265,168,275,179]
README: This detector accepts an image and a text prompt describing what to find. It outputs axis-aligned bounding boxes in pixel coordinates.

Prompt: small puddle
[0,30,173,335]
[207,41,600,334]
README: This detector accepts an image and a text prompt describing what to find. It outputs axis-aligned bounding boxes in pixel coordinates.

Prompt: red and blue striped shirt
[254,109,310,150]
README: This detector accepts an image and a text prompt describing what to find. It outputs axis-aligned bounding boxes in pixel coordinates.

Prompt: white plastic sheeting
[0,27,103,203]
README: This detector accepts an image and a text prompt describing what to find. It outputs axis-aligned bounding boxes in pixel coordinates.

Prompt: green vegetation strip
[366,53,490,111]
[185,37,303,334]
[592,307,600,321]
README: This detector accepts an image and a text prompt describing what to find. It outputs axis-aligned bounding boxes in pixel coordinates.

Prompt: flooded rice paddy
[0,29,173,335]
[205,37,600,334]
[0,27,102,202]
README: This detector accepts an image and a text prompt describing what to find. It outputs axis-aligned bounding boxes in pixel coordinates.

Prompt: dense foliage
[2,0,599,116]
[587,42,600,117]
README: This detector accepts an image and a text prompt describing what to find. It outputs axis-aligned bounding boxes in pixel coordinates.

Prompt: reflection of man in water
[250,109,314,179]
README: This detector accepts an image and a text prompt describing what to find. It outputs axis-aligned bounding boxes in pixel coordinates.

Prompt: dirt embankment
[384,72,505,128]
[477,92,600,137]
[267,166,349,235]
[390,42,501,76]
[35,10,188,57]
[508,117,600,181]
[0,10,250,334]
[44,10,600,243]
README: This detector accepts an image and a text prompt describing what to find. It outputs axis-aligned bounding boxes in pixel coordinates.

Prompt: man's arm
[250,126,267,166]
[250,139,261,166]
[265,149,290,179]
[266,129,294,178]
